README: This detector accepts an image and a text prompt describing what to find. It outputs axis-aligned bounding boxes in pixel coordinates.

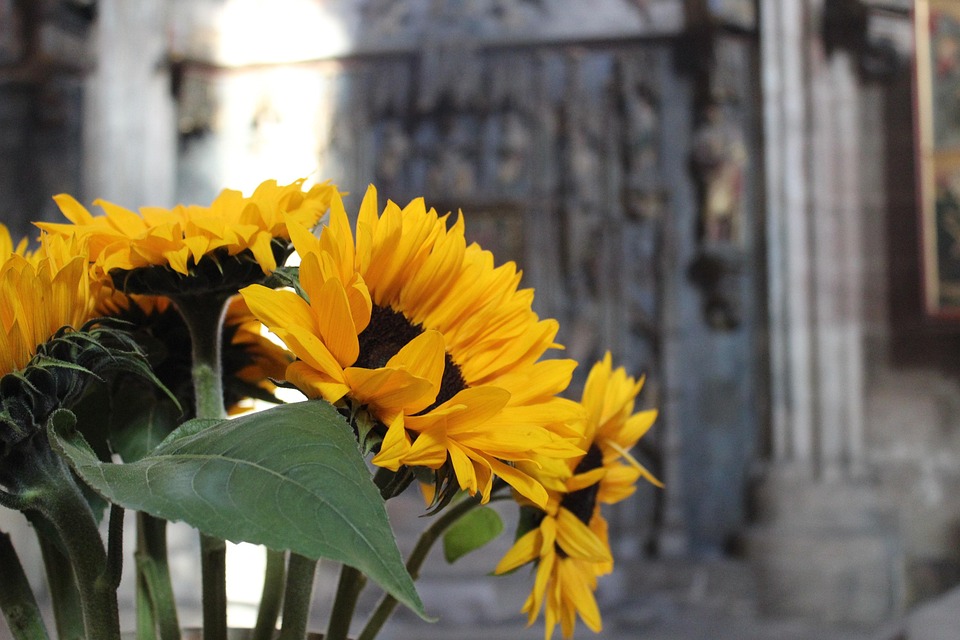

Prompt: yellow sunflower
[495,500,612,639]
[495,354,660,639]
[240,186,583,507]
[578,352,660,502]
[37,178,337,296]
[94,288,291,415]
[0,227,94,377]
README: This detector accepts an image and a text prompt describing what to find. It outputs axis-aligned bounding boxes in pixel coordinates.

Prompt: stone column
[746,0,903,624]
[83,0,176,207]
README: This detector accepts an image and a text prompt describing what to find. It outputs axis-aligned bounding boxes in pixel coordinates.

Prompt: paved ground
[374,558,902,640]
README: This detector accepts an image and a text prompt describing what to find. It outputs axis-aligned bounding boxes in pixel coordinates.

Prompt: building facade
[1,0,953,631]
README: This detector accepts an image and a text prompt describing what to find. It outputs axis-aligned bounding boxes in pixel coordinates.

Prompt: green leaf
[110,394,181,462]
[442,506,504,564]
[49,400,426,618]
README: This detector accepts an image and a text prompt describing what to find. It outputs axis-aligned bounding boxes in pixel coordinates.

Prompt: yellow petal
[371,415,411,471]
[400,428,448,468]
[385,329,445,394]
[494,527,542,575]
[313,277,360,367]
[484,455,548,508]
[285,361,349,403]
[344,366,437,422]
[240,285,316,337]
[555,508,612,564]
[557,558,603,633]
[52,194,96,224]
[248,231,277,274]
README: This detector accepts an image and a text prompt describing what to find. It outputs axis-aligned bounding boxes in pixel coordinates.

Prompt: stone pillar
[83,0,176,207]
[746,0,903,624]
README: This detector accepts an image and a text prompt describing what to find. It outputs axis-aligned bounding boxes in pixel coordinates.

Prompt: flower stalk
[0,530,49,640]
[252,549,287,640]
[357,493,496,640]
[18,438,121,640]
[277,553,317,640]
[173,292,232,640]
[325,564,366,640]
[36,533,82,640]
[135,513,181,640]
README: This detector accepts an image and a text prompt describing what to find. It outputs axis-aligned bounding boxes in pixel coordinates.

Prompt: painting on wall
[916,0,960,317]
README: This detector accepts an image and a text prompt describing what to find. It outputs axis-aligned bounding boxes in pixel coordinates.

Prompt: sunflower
[494,497,612,640]
[0,227,94,377]
[94,288,291,416]
[240,186,584,507]
[495,353,659,639]
[37,178,337,296]
[0,227,158,462]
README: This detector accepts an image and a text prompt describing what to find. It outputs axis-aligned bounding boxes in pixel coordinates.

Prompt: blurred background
[1,0,954,638]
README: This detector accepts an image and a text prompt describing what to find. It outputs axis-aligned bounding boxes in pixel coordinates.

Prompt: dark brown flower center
[561,443,604,525]
[356,305,466,409]
[555,443,604,559]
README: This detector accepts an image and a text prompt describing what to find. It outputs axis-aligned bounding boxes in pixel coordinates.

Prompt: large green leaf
[110,393,182,463]
[48,401,426,618]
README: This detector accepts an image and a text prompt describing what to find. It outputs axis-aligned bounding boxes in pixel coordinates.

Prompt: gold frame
[916,0,960,317]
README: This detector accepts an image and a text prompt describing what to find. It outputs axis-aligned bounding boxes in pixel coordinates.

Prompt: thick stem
[173,294,231,640]
[35,532,82,640]
[325,564,366,640]
[277,553,317,640]
[357,494,502,640]
[200,535,227,640]
[0,531,49,640]
[136,513,181,640]
[28,448,121,640]
[106,505,124,590]
[174,293,230,422]
[135,564,157,640]
[252,549,287,640]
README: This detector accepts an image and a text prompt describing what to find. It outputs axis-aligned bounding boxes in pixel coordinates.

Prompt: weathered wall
[863,64,960,605]
[0,0,89,240]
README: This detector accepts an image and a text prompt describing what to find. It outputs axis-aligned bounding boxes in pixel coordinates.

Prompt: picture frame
[916,0,960,317]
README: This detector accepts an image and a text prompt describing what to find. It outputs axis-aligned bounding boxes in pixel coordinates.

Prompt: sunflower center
[561,444,604,525]
[356,305,466,408]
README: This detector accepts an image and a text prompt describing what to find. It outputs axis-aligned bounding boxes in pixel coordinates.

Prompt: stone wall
[0,0,91,240]
[862,62,960,606]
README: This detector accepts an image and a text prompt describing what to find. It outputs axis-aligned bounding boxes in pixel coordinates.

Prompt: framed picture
[916,0,960,317]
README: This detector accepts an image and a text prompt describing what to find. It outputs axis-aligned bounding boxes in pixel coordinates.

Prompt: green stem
[174,293,231,640]
[28,445,121,640]
[174,293,230,422]
[277,553,317,640]
[106,505,124,590]
[200,535,227,640]
[325,565,366,640]
[357,494,504,640]
[135,564,157,640]
[136,513,181,640]
[35,532,83,640]
[0,530,49,640]
[252,549,287,640]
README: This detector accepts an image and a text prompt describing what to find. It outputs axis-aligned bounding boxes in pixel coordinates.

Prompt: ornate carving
[494,109,532,189]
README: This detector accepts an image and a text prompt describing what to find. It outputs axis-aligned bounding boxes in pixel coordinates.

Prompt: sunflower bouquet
[0,178,659,640]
